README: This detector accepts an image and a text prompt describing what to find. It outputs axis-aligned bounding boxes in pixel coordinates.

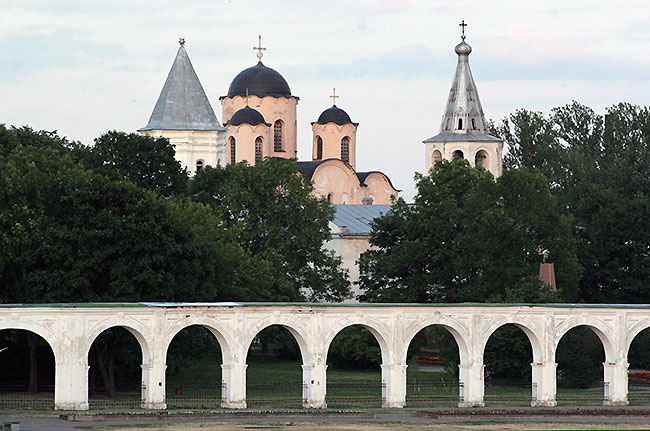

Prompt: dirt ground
[86,422,650,431]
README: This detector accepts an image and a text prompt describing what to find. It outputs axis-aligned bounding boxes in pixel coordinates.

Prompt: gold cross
[459,20,467,40]
[330,88,339,106]
[179,38,185,47]
[253,35,266,61]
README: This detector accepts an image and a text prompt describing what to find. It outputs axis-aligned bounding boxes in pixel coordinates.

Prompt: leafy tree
[358,160,577,303]
[188,158,350,302]
[86,131,188,197]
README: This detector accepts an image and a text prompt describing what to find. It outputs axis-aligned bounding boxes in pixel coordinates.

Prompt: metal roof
[331,204,392,236]
[140,45,224,132]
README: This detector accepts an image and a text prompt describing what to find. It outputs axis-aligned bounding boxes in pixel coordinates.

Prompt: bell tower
[423,21,503,177]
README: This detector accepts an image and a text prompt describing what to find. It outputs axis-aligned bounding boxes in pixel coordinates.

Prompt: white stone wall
[1,303,647,410]
[425,140,503,178]
[141,129,226,174]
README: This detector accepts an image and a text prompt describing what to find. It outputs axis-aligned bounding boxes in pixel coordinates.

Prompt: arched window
[195,159,204,173]
[341,137,350,164]
[471,118,477,130]
[452,149,464,160]
[229,137,236,164]
[432,150,442,165]
[327,193,333,203]
[458,118,463,130]
[255,137,263,164]
[316,136,323,160]
[341,193,349,204]
[273,120,283,152]
[475,150,488,168]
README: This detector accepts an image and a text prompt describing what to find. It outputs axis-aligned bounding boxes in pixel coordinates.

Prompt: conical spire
[424,28,500,143]
[140,41,223,131]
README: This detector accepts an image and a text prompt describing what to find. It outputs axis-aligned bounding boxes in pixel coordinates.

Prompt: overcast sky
[1,0,648,199]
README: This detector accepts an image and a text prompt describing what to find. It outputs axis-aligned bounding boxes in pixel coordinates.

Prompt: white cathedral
[138,29,503,294]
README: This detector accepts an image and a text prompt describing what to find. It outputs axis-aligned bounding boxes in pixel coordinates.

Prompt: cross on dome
[179,38,186,46]
[459,20,467,40]
[253,35,266,61]
[245,88,250,106]
[330,88,339,106]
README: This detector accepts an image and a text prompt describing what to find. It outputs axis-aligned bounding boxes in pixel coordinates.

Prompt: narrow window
[475,150,488,168]
[445,118,450,130]
[468,91,473,101]
[327,193,333,203]
[255,137,263,164]
[451,92,455,102]
[471,118,477,130]
[229,137,236,164]
[196,159,204,173]
[273,120,283,152]
[458,118,463,130]
[341,137,350,164]
[432,150,442,165]
[316,136,323,160]
[452,150,464,160]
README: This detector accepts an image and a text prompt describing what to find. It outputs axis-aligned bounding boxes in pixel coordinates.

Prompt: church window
[452,150,464,160]
[432,150,442,165]
[445,118,450,130]
[471,118,477,130]
[229,137,236,164]
[196,159,204,173]
[341,193,349,204]
[273,120,283,151]
[255,137,263,164]
[458,118,463,130]
[468,91,473,101]
[341,137,350,164]
[451,93,455,102]
[475,150,488,168]
[327,193,333,203]
[316,136,323,160]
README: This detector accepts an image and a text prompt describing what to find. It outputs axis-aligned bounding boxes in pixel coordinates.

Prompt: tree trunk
[26,332,38,394]
[95,347,116,398]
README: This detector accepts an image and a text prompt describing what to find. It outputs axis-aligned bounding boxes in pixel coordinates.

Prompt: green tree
[188,158,350,302]
[358,160,577,303]
[86,130,188,197]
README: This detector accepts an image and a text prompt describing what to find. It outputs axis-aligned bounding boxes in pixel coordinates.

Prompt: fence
[165,380,223,409]
[246,382,302,408]
[405,379,460,407]
[0,381,53,410]
[326,381,384,408]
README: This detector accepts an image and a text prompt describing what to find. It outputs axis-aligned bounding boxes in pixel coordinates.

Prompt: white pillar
[458,362,484,407]
[141,362,167,409]
[302,363,327,408]
[531,362,557,406]
[54,361,89,410]
[381,363,407,408]
[221,362,247,408]
[603,361,629,406]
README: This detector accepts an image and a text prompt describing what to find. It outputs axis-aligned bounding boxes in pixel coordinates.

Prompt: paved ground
[3,410,650,431]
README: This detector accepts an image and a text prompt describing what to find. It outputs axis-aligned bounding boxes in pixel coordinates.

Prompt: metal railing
[326,381,384,408]
[165,380,223,409]
[0,381,54,410]
[405,379,460,407]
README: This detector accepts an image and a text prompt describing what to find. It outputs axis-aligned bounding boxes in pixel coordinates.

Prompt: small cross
[179,38,185,47]
[330,88,339,106]
[245,88,250,106]
[253,35,266,61]
[459,20,467,40]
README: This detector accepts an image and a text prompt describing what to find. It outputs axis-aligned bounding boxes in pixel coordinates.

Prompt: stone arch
[555,318,615,362]
[432,150,442,166]
[164,317,233,362]
[402,316,470,365]
[85,319,152,366]
[452,149,464,160]
[0,321,60,360]
[480,317,543,363]
[323,317,391,365]
[625,318,650,357]
[474,149,489,169]
[243,317,312,365]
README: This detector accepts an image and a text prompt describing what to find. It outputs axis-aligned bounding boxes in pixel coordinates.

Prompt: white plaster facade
[1,303,646,410]
[424,141,504,177]
[141,129,227,173]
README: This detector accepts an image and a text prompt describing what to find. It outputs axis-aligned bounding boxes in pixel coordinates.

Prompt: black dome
[227,106,270,127]
[226,62,292,98]
[314,105,357,126]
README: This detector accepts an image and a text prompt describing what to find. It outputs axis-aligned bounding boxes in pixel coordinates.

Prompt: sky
[1,0,649,200]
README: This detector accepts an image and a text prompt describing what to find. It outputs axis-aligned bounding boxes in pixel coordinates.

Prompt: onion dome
[225,62,292,98]
[454,40,472,56]
[313,105,358,126]
[226,106,271,127]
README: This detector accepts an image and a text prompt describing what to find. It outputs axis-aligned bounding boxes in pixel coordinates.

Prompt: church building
[140,37,399,206]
